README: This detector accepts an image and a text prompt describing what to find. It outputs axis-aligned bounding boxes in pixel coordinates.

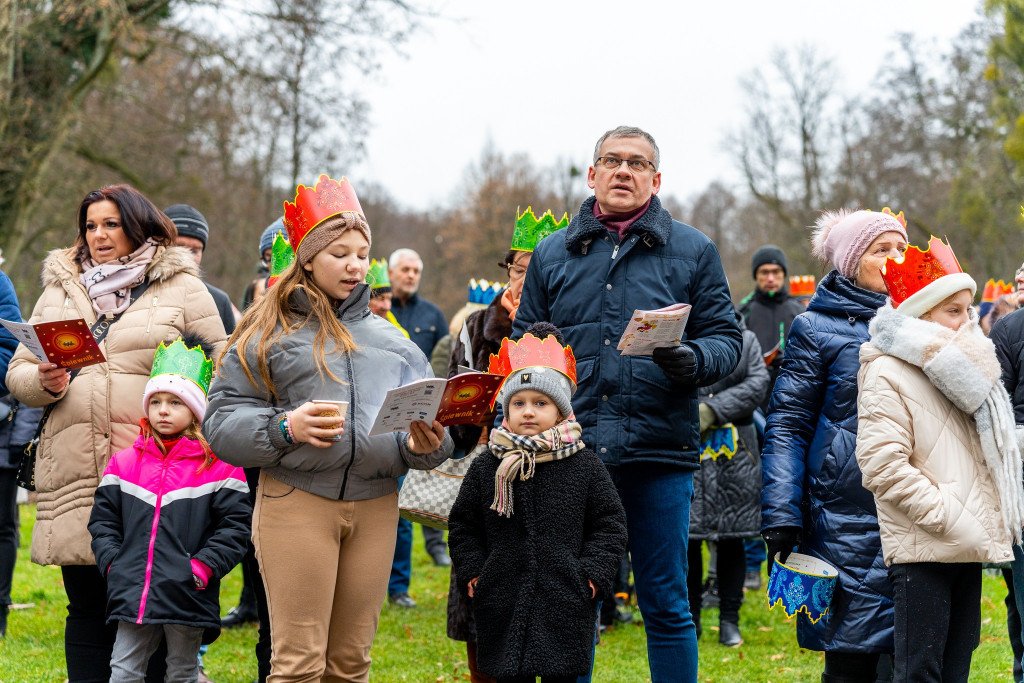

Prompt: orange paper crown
[982,278,1015,303]
[789,275,816,297]
[487,333,577,402]
[282,174,364,252]
[882,236,965,308]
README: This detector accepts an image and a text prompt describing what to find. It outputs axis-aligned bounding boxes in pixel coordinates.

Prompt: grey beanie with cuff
[498,365,574,419]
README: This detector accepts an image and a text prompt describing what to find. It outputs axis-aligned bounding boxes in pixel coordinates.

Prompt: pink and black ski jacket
[88,433,250,629]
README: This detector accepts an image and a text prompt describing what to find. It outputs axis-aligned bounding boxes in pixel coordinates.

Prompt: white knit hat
[896,273,977,319]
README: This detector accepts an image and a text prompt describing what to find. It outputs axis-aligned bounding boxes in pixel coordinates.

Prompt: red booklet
[0,318,106,369]
[368,371,504,436]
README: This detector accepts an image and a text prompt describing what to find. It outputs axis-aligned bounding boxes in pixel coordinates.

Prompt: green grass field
[1,504,1018,682]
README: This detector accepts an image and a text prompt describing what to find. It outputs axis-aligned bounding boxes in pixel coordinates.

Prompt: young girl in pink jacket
[88,335,250,681]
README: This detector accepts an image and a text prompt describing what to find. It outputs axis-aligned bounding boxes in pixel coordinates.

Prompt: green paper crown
[270,231,295,279]
[366,258,391,293]
[150,339,214,395]
[510,206,569,252]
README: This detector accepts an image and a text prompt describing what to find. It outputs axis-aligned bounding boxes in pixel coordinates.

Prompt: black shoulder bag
[17,282,151,490]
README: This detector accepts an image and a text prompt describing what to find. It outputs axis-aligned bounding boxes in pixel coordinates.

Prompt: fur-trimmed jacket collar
[41,245,199,289]
[564,195,672,253]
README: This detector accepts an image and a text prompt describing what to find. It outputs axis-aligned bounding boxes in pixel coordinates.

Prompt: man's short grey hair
[389,248,423,271]
[593,126,660,170]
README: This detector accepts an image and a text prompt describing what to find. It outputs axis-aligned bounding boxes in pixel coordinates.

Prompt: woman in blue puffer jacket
[761,208,907,683]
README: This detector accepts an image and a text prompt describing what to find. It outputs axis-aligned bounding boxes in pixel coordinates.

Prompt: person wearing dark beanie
[750,244,787,281]
[164,204,238,336]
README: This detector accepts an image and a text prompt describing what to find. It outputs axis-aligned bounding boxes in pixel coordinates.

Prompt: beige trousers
[254,472,398,683]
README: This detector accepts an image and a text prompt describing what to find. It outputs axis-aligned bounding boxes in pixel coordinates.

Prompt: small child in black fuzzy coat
[448,323,627,683]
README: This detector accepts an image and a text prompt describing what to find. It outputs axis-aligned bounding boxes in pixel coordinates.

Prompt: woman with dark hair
[5,184,227,681]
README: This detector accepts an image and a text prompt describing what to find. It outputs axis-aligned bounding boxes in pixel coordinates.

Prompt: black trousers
[687,537,745,623]
[240,466,272,681]
[0,469,19,607]
[1004,568,1024,683]
[497,677,576,683]
[890,562,981,683]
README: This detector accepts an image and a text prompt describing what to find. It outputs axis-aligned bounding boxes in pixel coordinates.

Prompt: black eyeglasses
[595,156,656,172]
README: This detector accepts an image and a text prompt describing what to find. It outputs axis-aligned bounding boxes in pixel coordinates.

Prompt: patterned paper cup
[766,552,838,624]
[312,400,348,431]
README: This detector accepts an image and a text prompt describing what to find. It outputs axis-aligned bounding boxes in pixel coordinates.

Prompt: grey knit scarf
[869,304,1024,543]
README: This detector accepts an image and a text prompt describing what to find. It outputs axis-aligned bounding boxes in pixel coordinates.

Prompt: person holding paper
[4,184,227,681]
[202,175,452,683]
[512,126,741,683]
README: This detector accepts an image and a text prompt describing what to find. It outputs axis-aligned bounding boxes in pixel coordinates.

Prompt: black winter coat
[991,307,1024,423]
[691,321,769,540]
[738,286,805,412]
[513,195,742,469]
[448,446,627,679]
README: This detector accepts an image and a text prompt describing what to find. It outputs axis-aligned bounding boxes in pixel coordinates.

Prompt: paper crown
[511,207,569,252]
[487,333,577,401]
[700,425,738,461]
[766,553,838,624]
[469,279,502,306]
[882,236,968,309]
[366,259,391,294]
[267,231,295,287]
[789,275,816,298]
[283,175,364,253]
[149,338,214,395]
[982,278,1015,303]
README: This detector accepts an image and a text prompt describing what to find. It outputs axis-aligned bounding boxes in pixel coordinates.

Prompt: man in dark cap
[164,204,239,335]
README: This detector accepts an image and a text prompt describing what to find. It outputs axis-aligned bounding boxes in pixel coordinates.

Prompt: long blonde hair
[139,417,217,472]
[220,261,357,402]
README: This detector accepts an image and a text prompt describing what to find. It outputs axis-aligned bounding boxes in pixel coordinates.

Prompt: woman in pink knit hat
[760,209,907,682]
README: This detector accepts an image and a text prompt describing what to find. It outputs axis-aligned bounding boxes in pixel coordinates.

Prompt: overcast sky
[345,1,984,211]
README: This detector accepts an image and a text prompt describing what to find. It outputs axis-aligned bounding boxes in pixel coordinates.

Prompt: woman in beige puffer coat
[856,255,1024,683]
[5,185,226,681]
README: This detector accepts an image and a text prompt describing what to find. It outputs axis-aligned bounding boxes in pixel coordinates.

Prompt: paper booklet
[616,303,692,356]
[0,318,106,369]
[368,371,505,436]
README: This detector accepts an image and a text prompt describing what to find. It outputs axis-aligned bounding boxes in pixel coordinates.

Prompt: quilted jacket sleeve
[685,241,742,387]
[704,331,770,425]
[0,272,20,397]
[856,357,948,534]
[88,453,125,575]
[760,314,825,530]
[193,468,251,579]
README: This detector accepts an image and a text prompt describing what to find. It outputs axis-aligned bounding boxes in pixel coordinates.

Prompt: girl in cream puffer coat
[856,258,1024,682]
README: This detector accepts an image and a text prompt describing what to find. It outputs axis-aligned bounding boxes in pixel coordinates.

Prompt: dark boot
[719,620,742,647]
[820,675,876,683]
[221,587,259,629]
[0,604,7,638]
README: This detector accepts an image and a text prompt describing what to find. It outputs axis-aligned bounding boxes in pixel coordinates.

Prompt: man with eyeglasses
[512,126,741,682]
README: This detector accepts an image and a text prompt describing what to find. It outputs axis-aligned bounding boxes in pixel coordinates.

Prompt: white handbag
[398,444,486,529]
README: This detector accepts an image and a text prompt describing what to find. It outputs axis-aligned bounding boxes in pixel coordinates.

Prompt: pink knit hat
[811,209,908,280]
[143,375,207,423]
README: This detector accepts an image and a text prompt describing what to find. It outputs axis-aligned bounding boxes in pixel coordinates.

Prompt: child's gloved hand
[408,420,445,454]
[289,402,345,448]
[468,577,479,597]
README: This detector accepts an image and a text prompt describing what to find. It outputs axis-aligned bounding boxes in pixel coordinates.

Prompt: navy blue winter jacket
[512,196,741,469]
[760,270,893,653]
[0,271,21,397]
[391,293,448,359]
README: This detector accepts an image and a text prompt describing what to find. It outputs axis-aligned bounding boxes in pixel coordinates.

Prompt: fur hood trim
[40,245,199,289]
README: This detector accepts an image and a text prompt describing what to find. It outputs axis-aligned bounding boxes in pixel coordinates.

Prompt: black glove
[762,526,800,565]
[651,343,699,387]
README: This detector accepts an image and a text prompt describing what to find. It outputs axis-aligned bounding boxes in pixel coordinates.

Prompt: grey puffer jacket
[204,284,453,501]
[690,318,769,540]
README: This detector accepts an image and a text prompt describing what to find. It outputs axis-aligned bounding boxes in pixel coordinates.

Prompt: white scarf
[870,304,1024,543]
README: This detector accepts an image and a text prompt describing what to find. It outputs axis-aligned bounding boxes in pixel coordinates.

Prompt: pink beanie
[811,209,908,280]
[143,374,207,423]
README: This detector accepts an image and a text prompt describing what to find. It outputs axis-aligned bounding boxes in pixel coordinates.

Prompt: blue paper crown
[700,425,738,461]
[766,553,838,624]
[469,279,503,306]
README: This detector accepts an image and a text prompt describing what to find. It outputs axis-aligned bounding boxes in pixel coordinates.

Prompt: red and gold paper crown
[487,333,577,401]
[789,275,816,298]
[982,278,1015,303]
[882,236,966,308]
[880,206,906,229]
[282,174,364,253]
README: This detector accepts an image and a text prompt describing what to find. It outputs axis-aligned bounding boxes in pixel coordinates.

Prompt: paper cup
[312,400,348,429]
[766,552,838,624]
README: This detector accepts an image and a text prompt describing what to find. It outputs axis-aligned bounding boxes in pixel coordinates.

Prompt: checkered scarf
[488,420,584,517]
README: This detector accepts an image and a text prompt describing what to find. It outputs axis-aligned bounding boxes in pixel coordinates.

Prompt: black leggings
[62,565,166,682]
[0,469,19,608]
[687,538,745,623]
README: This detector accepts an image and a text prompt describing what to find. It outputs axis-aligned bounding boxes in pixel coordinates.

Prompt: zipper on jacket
[61,296,71,319]
[137,458,168,623]
[145,295,159,334]
[338,351,358,500]
[611,244,620,260]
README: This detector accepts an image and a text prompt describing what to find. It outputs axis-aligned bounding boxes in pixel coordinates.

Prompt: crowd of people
[3,124,1024,683]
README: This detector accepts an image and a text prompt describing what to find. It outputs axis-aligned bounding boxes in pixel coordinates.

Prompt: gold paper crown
[790,275,816,298]
[510,207,569,252]
[982,279,1015,303]
[487,333,577,388]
